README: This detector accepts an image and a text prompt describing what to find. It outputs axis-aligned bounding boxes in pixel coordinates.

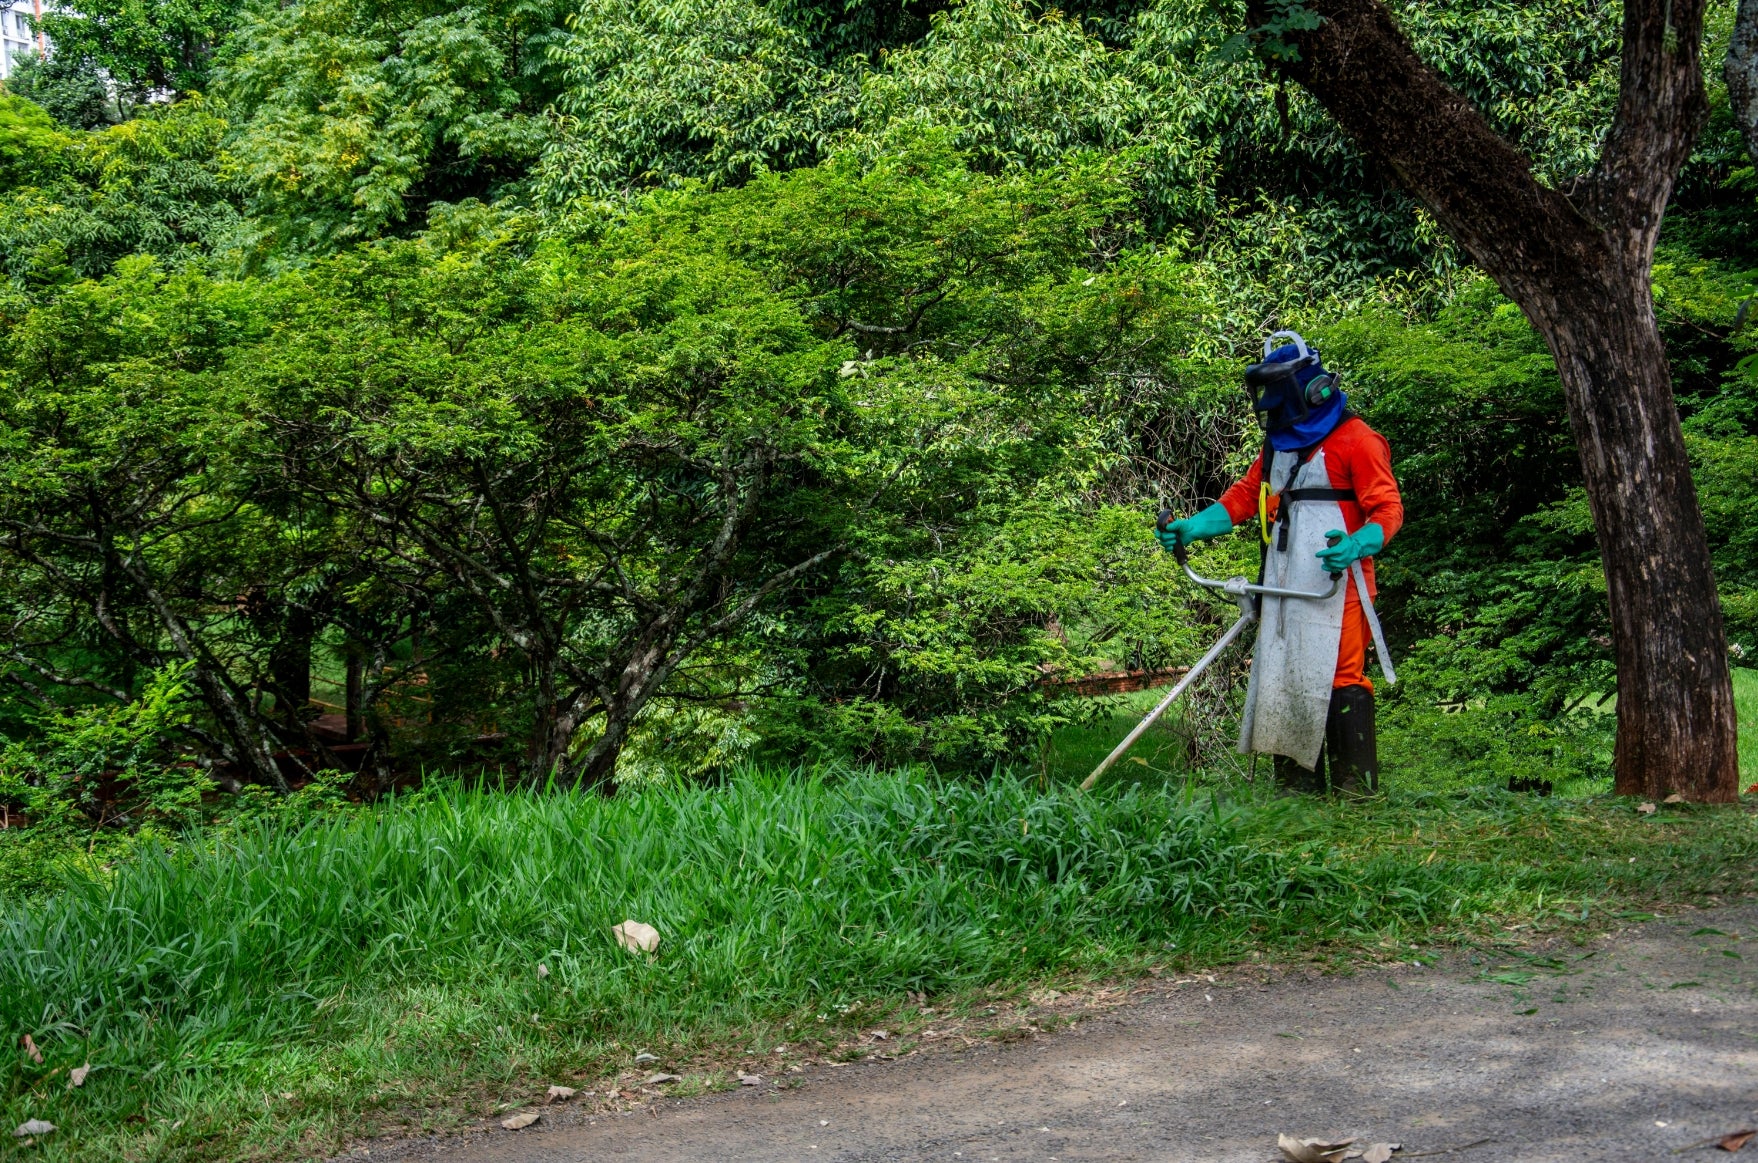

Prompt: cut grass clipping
[2,770,1753,1160]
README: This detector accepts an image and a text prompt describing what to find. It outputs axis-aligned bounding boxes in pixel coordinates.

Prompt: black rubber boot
[1272,752,1325,796]
[1325,684,1379,798]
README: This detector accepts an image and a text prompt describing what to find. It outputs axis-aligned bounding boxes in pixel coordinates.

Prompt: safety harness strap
[1280,487,1357,503]
[1265,416,1364,553]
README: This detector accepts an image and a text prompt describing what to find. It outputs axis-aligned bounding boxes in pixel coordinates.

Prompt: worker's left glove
[1316,523,1385,573]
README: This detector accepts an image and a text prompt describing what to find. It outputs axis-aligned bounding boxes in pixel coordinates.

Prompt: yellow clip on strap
[1258,481,1272,545]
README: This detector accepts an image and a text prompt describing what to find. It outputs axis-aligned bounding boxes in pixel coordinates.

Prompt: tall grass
[2,768,1752,1160]
[1735,667,1757,786]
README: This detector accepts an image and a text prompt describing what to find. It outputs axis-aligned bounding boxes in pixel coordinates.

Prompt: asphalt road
[363,900,1758,1163]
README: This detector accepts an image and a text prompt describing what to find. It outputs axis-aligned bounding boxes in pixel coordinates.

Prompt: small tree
[1244,0,1738,801]
[0,261,345,793]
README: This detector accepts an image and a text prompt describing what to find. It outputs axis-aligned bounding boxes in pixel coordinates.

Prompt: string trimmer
[1078,511,1343,791]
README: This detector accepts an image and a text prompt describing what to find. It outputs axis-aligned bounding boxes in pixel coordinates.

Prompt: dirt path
[367,902,1757,1162]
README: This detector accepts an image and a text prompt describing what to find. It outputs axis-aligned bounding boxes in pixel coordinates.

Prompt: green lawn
[1737,667,1758,788]
[2,762,1753,1162]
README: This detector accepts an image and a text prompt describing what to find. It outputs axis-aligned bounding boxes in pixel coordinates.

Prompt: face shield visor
[1244,330,1336,432]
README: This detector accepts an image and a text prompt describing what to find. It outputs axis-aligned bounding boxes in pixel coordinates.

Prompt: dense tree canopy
[0,0,1754,799]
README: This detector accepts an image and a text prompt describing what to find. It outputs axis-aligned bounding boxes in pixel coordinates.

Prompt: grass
[1736,667,1758,788]
[1,763,1754,1161]
[1040,686,1198,782]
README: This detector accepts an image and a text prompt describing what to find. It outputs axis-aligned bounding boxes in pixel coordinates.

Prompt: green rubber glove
[1316,523,1385,573]
[1155,502,1234,552]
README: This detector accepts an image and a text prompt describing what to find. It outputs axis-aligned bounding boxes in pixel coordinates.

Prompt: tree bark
[344,647,364,743]
[271,605,314,728]
[573,622,685,794]
[1729,0,1758,163]
[1538,289,1737,800]
[1245,0,1738,800]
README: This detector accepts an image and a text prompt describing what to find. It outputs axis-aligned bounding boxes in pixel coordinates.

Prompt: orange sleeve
[1217,451,1265,526]
[1334,421,1403,544]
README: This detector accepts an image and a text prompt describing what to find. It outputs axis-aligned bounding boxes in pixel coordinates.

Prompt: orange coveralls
[1216,416,1404,689]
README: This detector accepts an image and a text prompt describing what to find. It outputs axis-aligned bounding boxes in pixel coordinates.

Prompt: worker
[1155,332,1403,796]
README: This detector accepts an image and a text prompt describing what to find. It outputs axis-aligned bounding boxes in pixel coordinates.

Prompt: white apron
[1236,446,1347,770]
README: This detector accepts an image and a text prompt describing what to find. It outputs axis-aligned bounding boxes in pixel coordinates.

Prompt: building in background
[1,0,47,80]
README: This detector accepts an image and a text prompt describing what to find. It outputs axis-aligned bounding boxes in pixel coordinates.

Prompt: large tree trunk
[1536,282,1738,799]
[1246,0,1738,800]
[1729,0,1758,162]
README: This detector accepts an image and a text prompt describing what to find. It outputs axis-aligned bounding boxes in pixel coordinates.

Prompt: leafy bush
[0,664,209,832]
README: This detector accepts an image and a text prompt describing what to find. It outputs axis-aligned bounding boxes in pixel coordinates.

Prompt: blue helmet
[1244,330,1341,436]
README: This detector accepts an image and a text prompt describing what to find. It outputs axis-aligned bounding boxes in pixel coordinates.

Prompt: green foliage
[0,93,65,188]
[1394,0,1621,185]
[537,0,847,204]
[4,51,114,130]
[0,144,1198,785]
[32,0,243,104]
[217,0,566,256]
[851,0,1143,172]
[0,95,243,289]
[0,664,208,831]
[0,256,346,791]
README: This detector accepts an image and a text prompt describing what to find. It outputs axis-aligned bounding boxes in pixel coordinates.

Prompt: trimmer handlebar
[1158,506,1342,601]
[1082,505,1358,791]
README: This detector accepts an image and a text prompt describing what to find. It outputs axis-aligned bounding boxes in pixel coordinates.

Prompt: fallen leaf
[12,1120,55,1138]
[1663,793,1685,804]
[536,963,549,980]
[1278,1134,1355,1163]
[1721,1129,1757,1152]
[870,1030,889,1041]
[633,1051,658,1064]
[501,1110,540,1130]
[738,1073,761,1087]
[545,1085,576,1103]
[1637,802,1657,814]
[19,1035,41,1064]
[612,920,660,955]
[643,1072,680,1085]
[1362,1144,1399,1163]
[68,1063,90,1088]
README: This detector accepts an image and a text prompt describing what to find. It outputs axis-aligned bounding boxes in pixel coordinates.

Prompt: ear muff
[1303,371,1338,407]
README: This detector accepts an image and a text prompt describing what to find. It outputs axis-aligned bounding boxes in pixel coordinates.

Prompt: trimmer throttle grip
[1326,532,1343,581]
[1157,507,1189,567]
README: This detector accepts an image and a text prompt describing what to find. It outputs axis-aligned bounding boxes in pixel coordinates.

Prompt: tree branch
[1247,0,1704,298]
